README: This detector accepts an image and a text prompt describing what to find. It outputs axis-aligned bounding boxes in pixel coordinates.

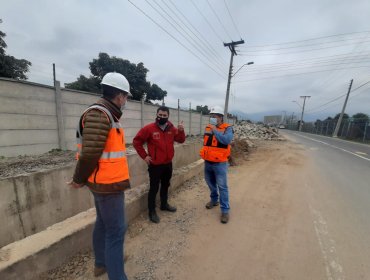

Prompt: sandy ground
[42,139,330,280]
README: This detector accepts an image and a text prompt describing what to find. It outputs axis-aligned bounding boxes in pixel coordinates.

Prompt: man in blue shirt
[200,106,234,223]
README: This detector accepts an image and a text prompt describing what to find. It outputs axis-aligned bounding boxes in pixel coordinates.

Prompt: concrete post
[189,102,192,136]
[341,121,347,137]
[200,111,203,135]
[54,81,66,150]
[141,96,144,128]
[346,121,351,138]
[363,122,368,142]
[177,99,180,126]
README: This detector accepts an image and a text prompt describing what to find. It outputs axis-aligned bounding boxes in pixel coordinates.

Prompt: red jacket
[133,121,186,165]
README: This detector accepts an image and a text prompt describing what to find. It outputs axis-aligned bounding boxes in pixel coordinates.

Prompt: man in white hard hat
[68,72,131,280]
[199,106,234,224]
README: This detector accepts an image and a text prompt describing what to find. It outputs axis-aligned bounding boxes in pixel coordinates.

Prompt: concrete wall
[0,141,202,248]
[0,78,239,157]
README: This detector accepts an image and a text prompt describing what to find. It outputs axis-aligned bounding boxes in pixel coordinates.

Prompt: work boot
[149,210,160,223]
[205,201,219,209]
[160,203,177,212]
[220,213,229,224]
[94,266,106,277]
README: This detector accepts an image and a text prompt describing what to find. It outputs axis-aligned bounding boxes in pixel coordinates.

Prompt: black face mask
[156,117,168,125]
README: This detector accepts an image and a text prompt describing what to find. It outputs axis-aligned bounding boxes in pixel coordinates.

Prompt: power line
[206,0,233,41]
[307,35,370,95]
[127,0,225,78]
[160,0,228,68]
[242,30,370,48]
[235,52,370,69]
[190,0,225,43]
[223,0,242,39]
[306,79,370,114]
[234,65,370,83]
[238,39,370,56]
[239,36,370,51]
[166,0,227,65]
[349,80,370,99]
[149,0,226,72]
[235,59,370,76]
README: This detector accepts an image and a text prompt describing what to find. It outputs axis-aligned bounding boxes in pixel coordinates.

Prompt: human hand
[209,124,216,131]
[144,156,152,165]
[178,120,184,131]
[67,180,84,189]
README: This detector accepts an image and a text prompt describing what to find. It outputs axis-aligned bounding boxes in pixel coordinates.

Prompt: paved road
[281,130,370,280]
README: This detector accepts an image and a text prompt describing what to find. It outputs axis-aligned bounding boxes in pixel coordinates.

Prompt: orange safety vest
[199,123,231,162]
[76,105,130,184]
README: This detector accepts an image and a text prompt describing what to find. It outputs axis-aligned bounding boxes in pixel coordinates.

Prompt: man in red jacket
[133,106,185,223]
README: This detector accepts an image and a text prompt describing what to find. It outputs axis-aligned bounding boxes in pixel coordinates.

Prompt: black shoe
[149,210,160,223]
[160,203,177,212]
[221,213,229,224]
[205,201,219,209]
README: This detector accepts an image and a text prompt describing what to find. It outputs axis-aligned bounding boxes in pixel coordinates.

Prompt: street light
[224,61,254,122]
[292,100,302,108]
[232,61,254,77]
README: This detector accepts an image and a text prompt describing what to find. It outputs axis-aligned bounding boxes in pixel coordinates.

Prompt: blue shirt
[212,126,234,145]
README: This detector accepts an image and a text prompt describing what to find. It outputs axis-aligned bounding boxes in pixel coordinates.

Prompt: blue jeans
[204,161,230,213]
[92,192,128,280]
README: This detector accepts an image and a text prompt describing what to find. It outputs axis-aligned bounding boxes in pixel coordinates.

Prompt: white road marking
[309,203,345,280]
[355,151,367,156]
[293,133,370,162]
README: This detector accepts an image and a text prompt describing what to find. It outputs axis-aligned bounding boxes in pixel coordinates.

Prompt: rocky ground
[233,120,284,141]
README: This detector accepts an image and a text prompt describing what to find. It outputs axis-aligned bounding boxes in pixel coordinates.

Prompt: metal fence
[286,118,370,143]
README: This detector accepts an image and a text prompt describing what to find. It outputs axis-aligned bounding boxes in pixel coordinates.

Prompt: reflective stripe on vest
[199,123,231,162]
[100,150,126,159]
[76,104,130,184]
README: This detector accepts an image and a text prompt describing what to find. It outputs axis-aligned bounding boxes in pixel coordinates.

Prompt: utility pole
[333,79,353,137]
[281,111,286,124]
[223,40,244,123]
[299,96,310,131]
[290,112,295,128]
[53,63,56,87]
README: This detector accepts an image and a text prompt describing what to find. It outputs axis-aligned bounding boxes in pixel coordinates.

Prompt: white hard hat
[101,72,132,97]
[210,105,224,116]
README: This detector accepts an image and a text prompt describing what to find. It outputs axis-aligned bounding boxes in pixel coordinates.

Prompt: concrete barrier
[0,159,204,280]
[0,141,202,248]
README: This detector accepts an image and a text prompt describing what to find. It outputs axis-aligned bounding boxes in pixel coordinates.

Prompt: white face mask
[121,100,127,111]
[210,117,218,125]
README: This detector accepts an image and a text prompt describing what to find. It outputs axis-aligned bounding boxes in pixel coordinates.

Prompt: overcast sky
[2,0,370,121]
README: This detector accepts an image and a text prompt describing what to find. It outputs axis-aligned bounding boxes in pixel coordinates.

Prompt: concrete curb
[0,160,204,280]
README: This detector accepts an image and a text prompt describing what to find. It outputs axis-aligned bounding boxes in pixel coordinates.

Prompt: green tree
[64,75,101,92]
[351,113,369,139]
[352,112,369,123]
[146,83,167,102]
[65,52,167,102]
[195,105,210,114]
[334,113,349,120]
[0,19,31,80]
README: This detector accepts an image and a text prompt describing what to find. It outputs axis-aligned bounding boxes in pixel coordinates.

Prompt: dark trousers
[148,162,173,211]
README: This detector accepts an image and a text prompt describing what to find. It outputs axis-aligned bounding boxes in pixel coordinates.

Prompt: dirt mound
[229,138,254,166]
[0,150,76,178]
